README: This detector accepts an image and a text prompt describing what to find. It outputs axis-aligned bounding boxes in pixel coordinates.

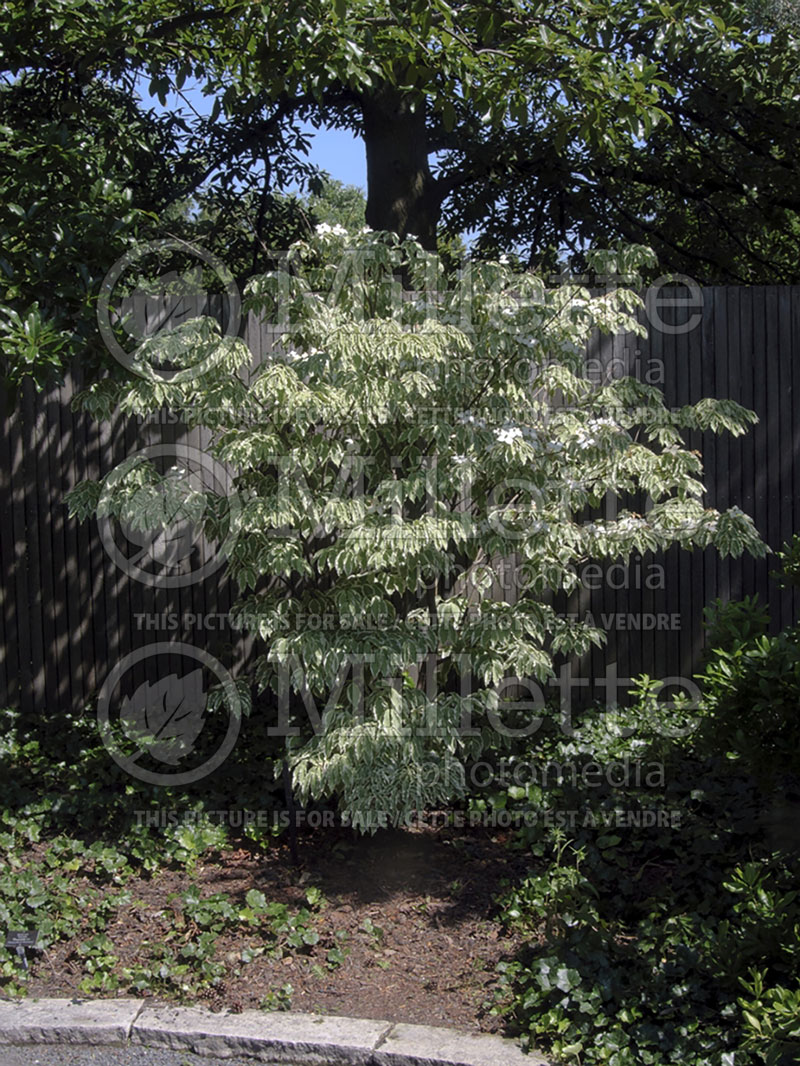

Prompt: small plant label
[5,930,39,970]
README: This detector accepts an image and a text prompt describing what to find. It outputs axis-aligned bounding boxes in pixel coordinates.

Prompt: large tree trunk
[362,87,439,250]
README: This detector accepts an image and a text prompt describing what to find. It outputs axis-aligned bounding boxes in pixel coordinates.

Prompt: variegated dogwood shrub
[68,231,765,830]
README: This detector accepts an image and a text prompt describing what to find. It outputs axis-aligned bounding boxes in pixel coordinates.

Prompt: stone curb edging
[0,998,551,1065]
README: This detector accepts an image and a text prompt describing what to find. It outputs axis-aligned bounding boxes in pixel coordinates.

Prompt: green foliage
[213,0,800,279]
[71,231,765,829]
[490,621,800,1066]
[307,179,367,233]
[0,840,133,997]
[260,983,294,1011]
[748,0,800,30]
[0,727,340,1003]
[5,0,800,391]
[738,969,800,1066]
[449,2,800,281]
[702,594,770,655]
[0,0,314,387]
[77,934,121,994]
[697,627,800,780]
[769,533,800,588]
[0,75,167,389]
[325,930,350,970]
[497,842,800,1065]
[123,932,226,998]
[359,916,384,946]
[0,698,286,879]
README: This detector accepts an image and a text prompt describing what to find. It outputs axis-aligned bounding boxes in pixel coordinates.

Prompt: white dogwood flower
[575,430,598,449]
[495,426,523,445]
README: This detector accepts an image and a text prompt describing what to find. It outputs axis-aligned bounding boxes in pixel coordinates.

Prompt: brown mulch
[16,822,535,1032]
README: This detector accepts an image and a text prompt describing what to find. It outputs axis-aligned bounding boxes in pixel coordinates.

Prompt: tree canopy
[3,0,800,386]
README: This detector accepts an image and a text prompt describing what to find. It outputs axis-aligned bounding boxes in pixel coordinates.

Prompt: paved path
[1,1046,255,1066]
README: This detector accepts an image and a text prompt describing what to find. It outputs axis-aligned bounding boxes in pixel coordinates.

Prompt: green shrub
[738,969,800,1066]
[702,594,769,656]
[493,777,800,1066]
[489,618,800,1066]
[770,533,800,589]
[698,628,800,780]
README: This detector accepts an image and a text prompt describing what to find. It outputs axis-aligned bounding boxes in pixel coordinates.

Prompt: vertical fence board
[726,288,743,604]
[765,288,782,565]
[9,386,34,710]
[778,287,794,629]
[790,287,800,624]
[20,382,46,711]
[739,288,757,609]
[701,289,718,638]
[751,289,770,633]
[715,287,731,606]
[0,390,16,708]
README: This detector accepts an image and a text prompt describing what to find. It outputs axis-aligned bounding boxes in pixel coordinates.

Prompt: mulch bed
[15,823,535,1032]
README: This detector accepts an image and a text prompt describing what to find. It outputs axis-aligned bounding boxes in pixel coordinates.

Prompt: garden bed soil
[10,823,533,1032]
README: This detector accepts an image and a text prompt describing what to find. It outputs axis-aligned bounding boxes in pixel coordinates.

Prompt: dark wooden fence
[1,287,799,716]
